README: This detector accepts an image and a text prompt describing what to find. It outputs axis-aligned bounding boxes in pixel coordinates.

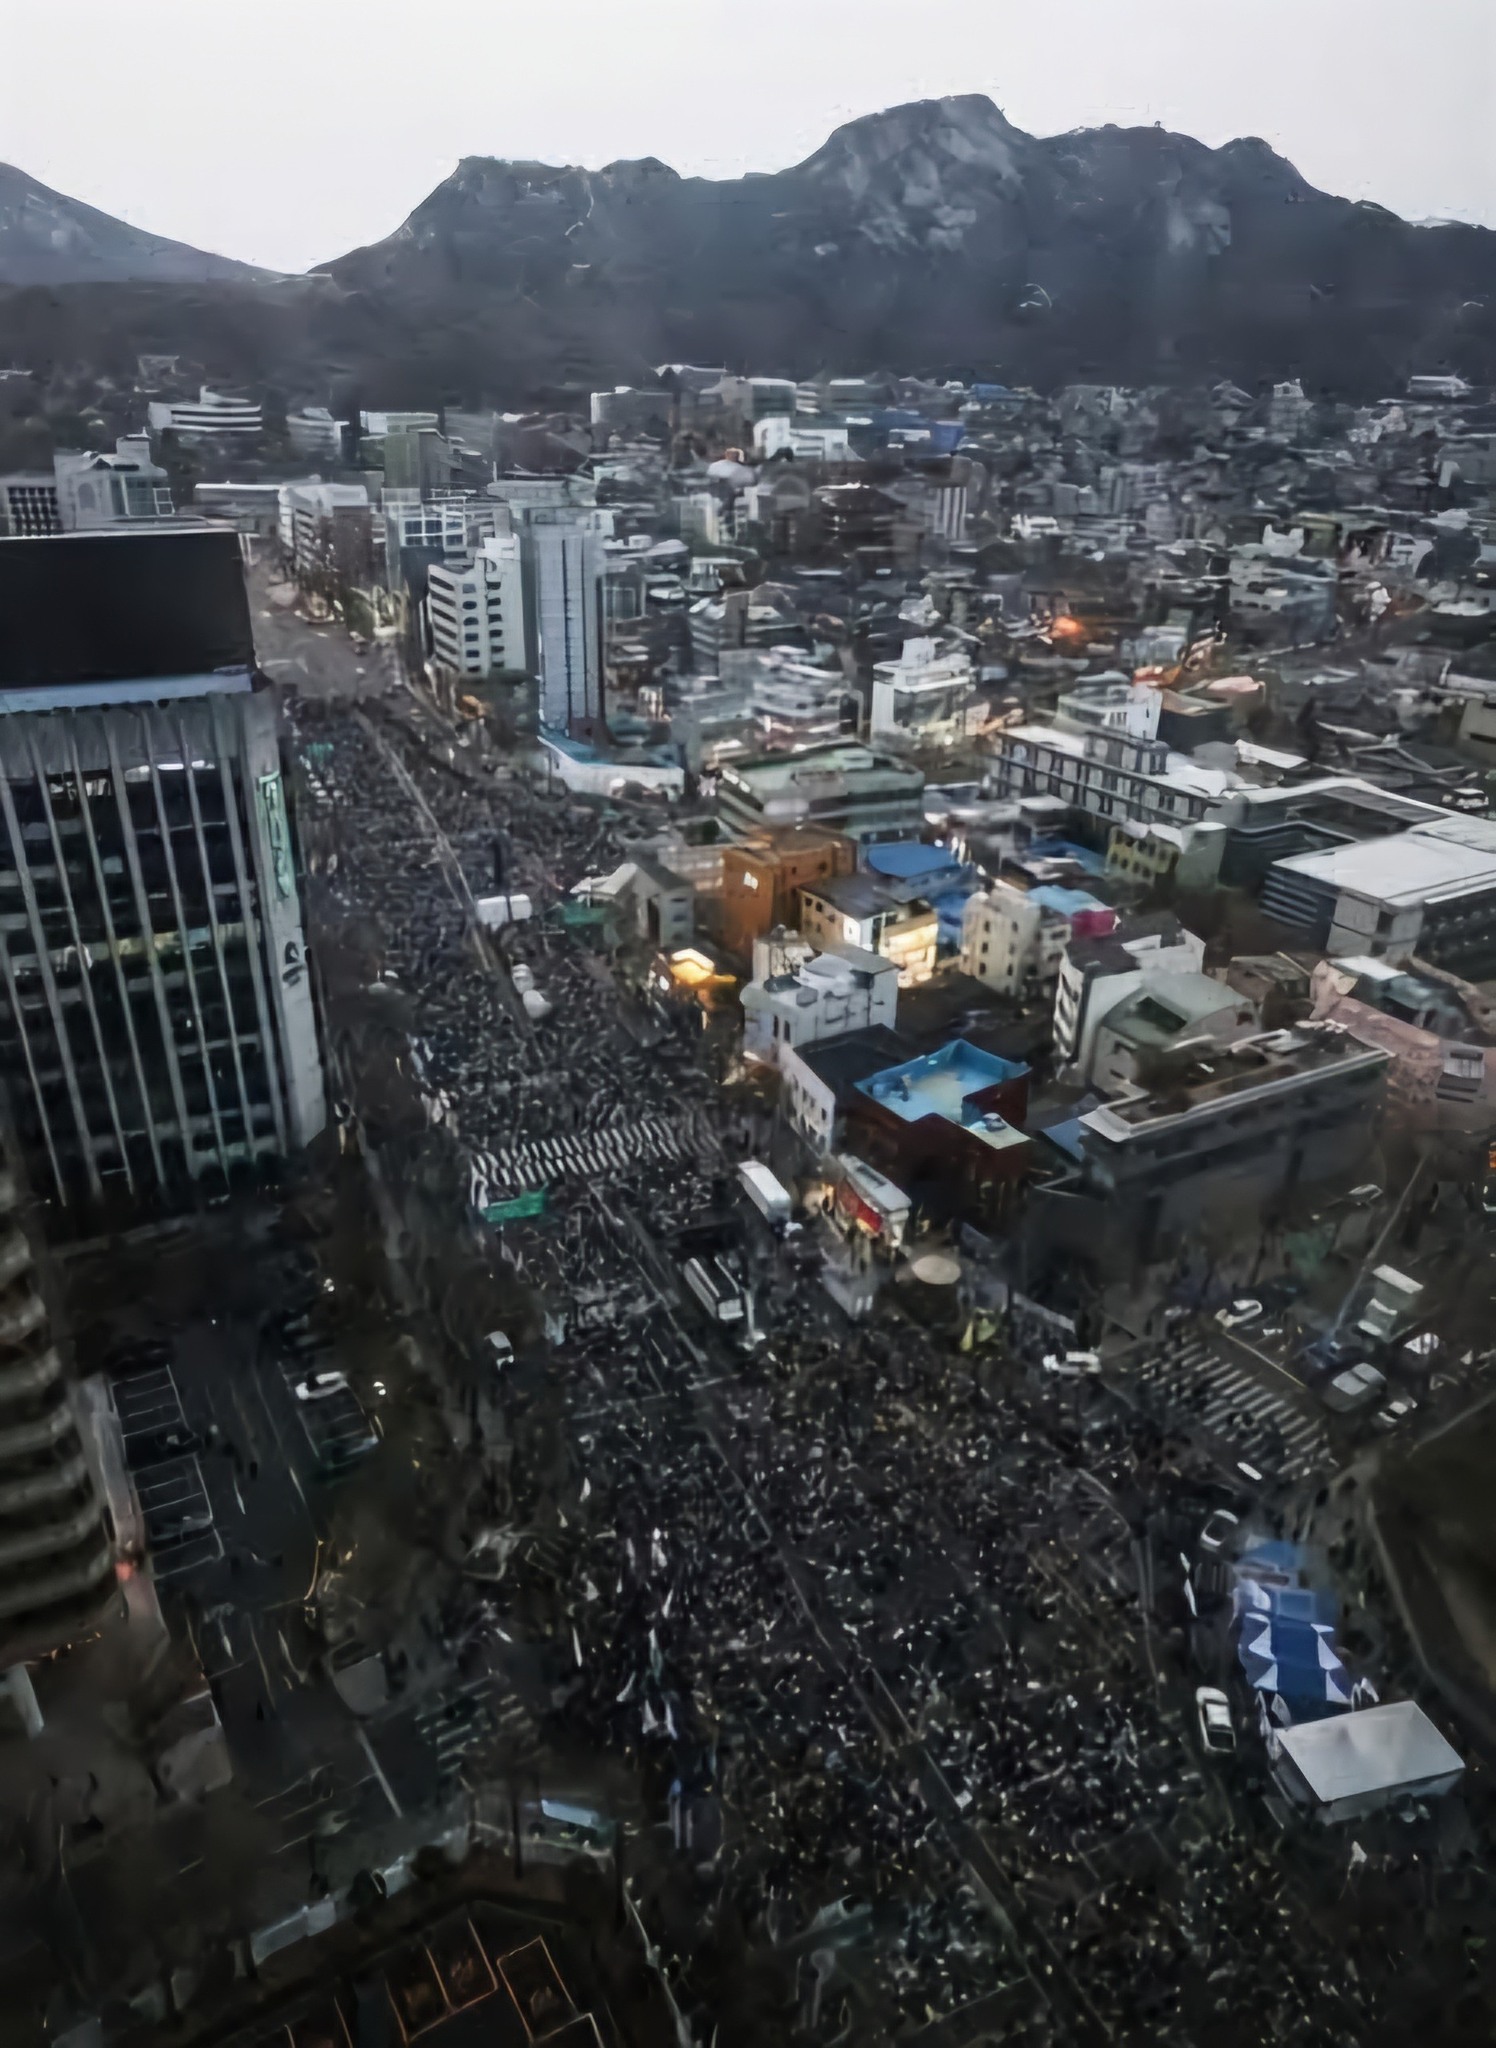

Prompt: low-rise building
[1079,1026,1389,1259]
[720,829,855,959]
[869,636,982,747]
[573,856,695,949]
[0,473,61,536]
[852,1038,1033,1217]
[797,873,937,985]
[783,1025,908,1155]
[961,879,1115,1000]
[988,720,1232,837]
[742,937,898,1066]
[1053,912,1206,1074]
[278,480,374,584]
[1260,816,1496,980]
[54,437,174,530]
[286,406,348,460]
[1309,954,1496,1129]
[717,743,926,846]
[147,386,262,440]
[1086,972,1258,1096]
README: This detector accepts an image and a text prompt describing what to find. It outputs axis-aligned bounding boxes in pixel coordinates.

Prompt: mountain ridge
[0,163,272,286]
[2,97,1494,402]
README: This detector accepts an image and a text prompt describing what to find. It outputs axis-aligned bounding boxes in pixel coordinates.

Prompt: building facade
[716,744,926,846]
[988,721,1228,835]
[0,531,325,1217]
[0,475,62,537]
[147,387,262,440]
[0,1157,116,1669]
[519,511,606,739]
[741,940,898,1066]
[960,880,1115,1000]
[426,536,527,679]
[1079,1027,1389,1258]
[797,875,937,986]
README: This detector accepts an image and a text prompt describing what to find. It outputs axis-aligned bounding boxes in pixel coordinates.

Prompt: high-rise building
[0,529,325,1218]
[426,536,528,679]
[519,509,606,739]
[0,1151,115,1673]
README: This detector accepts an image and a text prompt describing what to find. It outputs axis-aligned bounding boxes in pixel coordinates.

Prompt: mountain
[0,164,270,285]
[3,98,1496,401]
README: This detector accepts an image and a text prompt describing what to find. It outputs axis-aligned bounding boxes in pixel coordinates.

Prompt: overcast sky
[3,0,1493,271]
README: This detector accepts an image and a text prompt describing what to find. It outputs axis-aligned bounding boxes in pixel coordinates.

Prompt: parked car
[1373,1395,1419,1433]
[483,1330,515,1370]
[294,1369,350,1403]
[1319,1362,1387,1414]
[1195,1686,1236,1755]
[1198,1508,1240,1556]
[1215,1299,1263,1331]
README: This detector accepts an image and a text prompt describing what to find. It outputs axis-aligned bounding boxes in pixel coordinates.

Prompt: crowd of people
[289,691,1496,2045]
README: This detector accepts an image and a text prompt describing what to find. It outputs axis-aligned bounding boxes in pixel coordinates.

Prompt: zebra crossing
[414,1675,542,1791]
[469,1111,715,1205]
[1122,1332,1328,1483]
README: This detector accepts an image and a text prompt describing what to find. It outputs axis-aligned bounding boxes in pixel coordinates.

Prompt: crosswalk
[1122,1332,1328,1483]
[469,1111,716,1205]
[413,1675,542,1791]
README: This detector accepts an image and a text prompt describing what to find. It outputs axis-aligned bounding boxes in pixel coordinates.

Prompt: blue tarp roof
[1233,1562,1350,1709]
[865,841,962,881]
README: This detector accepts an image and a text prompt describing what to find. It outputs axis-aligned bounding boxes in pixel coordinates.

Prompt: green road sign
[483,1188,550,1223]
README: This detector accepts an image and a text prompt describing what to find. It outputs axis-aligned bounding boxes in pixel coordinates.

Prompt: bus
[683,1254,747,1324]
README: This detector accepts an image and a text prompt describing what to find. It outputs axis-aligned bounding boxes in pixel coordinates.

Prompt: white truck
[737,1160,792,1228]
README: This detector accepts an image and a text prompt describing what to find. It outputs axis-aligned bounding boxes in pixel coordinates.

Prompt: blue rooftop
[1028,884,1107,918]
[865,841,963,882]
[857,1039,1029,1153]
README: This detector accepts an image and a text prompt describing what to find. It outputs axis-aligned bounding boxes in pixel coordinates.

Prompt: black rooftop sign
[0,528,255,689]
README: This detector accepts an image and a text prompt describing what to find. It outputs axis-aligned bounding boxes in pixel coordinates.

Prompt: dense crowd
[289,692,1493,2045]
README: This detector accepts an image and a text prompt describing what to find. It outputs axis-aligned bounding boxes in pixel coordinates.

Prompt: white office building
[741,936,899,1067]
[426,535,528,679]
[147,387,262,440]
[870,637,979,747]
[54,437,174,530]
[520,509,606,737]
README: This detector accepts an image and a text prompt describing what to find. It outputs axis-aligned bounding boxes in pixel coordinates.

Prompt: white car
[1198,1508,1240,1556]
[1373,1395,1418,1432]
[484,1330,515,1369]
[1040,1349,1101,1377]
[294,1369,349,1403]
[1215,1299,1263,1331]
[1320,1362,1387,1414]
[1195,1686,1236,1755]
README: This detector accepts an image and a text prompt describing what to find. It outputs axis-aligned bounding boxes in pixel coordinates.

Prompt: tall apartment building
[519,509,606,739]
[0,1153,115,1670]
[426,536,528,678]
[0,530,325,1217]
